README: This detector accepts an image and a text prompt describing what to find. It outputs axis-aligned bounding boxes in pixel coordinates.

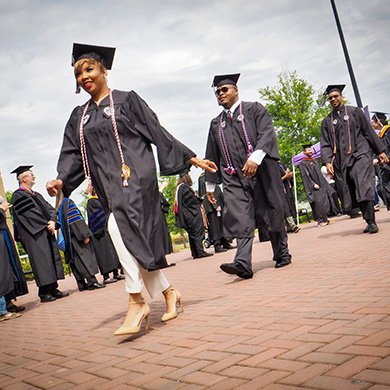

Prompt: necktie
[227,110,232,122]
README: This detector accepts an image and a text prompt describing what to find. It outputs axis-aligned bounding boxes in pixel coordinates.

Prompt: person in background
[158,181,174,256]
[47,43,217,336]
[0,197,28,314]
[372,112,390,210]
[175,173,213,259]
[300,145,336,226]
[198,171,235,252]
[277,161,300,233]
[59,198,105,291]
[321,85,388,233]
[87,188,123,284]
[11,166,68,303]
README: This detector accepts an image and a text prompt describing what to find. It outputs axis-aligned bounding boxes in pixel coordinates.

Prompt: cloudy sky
[1,0,389,205]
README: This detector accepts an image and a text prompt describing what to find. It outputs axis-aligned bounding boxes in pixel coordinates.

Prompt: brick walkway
[2,209,390,389]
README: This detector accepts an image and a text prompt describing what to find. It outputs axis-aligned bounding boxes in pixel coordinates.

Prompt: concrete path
[2,209,390,389]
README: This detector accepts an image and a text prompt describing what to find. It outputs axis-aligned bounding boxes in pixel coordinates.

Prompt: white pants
[107,214,170,298]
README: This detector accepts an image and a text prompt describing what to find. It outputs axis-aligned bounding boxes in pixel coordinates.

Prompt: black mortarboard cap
[212,73,240,88]
[72,43,116,70]
[10,165,33,178]
[325,84,346,96]
[321,84,346,106]
[372,112,387,121]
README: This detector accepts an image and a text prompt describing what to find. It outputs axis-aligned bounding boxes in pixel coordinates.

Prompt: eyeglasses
[328,94,341,101]
[215,86,231,96]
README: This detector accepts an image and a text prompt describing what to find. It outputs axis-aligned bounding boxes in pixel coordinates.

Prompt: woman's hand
[188,157,218,173]
[0,201,11,212]
[47,179,64,197]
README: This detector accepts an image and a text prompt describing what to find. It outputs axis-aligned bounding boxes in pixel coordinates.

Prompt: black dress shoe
[237,271,253,279]
[6,302,25,312]
[194,252,213,259]
[275,258,292,268]
[215,245,228,253]
[40,294,56,303]
[363,223,378,234]
[88,282,106,290]
[52,290,70,298]
[103,278,118,284]
[220,262,253,279]
[223,243,236,250]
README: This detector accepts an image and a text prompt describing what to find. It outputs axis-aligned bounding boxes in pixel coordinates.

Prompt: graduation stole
[218,102,254,176]
[79,89,131,194]
[67,201,84,226]
[331,105,351,155]
[379,125,390,139]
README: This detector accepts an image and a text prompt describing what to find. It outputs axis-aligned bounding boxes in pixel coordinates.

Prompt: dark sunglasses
[328,94,341,101]
[215,86,231,96]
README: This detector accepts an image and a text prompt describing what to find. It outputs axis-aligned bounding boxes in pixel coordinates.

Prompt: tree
[258,70,329,202]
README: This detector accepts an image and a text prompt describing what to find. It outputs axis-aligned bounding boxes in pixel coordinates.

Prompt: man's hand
[207,192,217,204]
[47,221,56,235]
[84,238,90,244]
[47,179,64,197]
[242,160,259,178]
[379,152,389,165]
[326,163,334,176]
[314,184,320,190]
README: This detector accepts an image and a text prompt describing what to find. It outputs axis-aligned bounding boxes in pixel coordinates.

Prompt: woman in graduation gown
[47,43,217,336]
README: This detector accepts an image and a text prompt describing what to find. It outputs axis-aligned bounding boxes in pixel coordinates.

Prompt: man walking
[320,85,389,233]
[205,74,292,279]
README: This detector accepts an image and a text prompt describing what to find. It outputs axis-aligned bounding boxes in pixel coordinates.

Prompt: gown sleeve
[205,121,223,184]
[56,107,86,197]
[122,91,196,175]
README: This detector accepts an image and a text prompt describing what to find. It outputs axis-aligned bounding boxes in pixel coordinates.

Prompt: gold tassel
[84,177,93,195]
[121,164,131,187]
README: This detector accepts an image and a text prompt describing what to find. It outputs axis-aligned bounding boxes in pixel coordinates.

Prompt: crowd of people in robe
[1,43,389,332]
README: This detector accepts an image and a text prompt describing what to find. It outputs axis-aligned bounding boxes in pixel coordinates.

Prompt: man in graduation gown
[300,145,336,226]
[87,191,122,283]
[11,166,68,302]
[205,74,292,279]
[175,173,212,259]
[198,171,234,252]
[320,85,389,233]
[60,198,105,291]
[0,198,28,310]
[278,161,299,233]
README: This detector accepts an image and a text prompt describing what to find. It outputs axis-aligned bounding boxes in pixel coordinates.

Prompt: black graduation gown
[0,209,28,298]
[159,193,173,255]
[198,173,225,243]
[378,126,390,209]
[175,183,205,257]
[321,105,385,212]
[300,159,332,220]
[87,197,120,274]
[61,199,98,280]
[278,164,297,219]
[11,189,64,287]
[57,90,195,271]
[205,101,284,239]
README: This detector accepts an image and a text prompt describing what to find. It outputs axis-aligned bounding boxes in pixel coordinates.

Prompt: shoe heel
[178,297,184,312]
[145,313,149,330]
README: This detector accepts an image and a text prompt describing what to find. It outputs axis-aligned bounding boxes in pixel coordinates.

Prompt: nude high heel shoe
[162,286,184,322]
[114,297,150,335]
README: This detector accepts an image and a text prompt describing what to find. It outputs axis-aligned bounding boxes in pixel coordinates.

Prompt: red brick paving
[2,209,390,389]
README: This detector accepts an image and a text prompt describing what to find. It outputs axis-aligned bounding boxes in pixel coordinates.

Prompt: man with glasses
[205,74,292,279]
[320,85,389,233]
[11,166,69,302]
